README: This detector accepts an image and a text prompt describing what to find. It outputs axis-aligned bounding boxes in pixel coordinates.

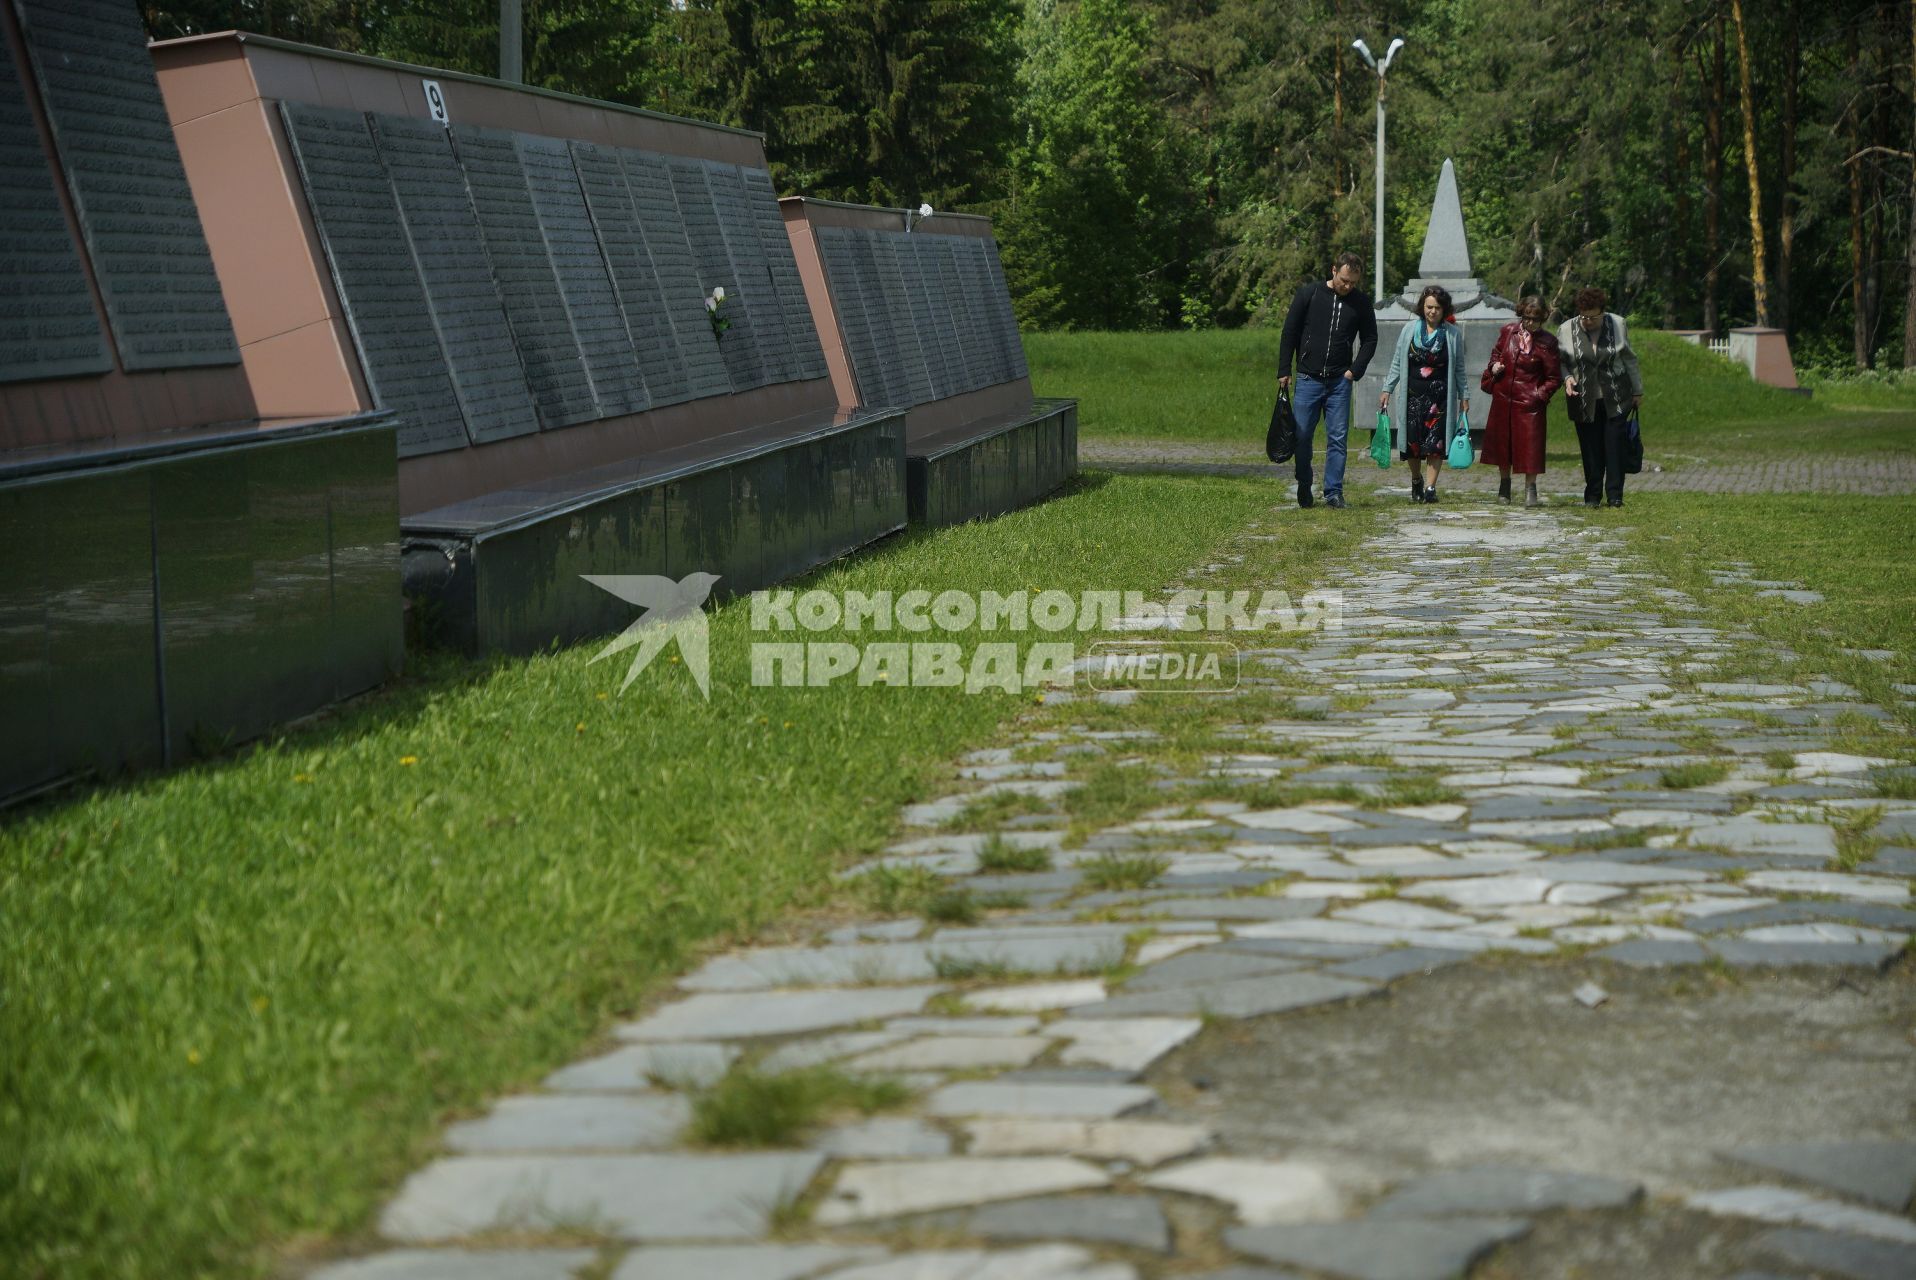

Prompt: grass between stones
[975,835,1053,873]
[687,1067,911,1149]
[1601,493,1916,760]
[0,471,1301,1280]
[1030,328,1916,465]
[1658,761,1732,790]
[1078,852,1172,891]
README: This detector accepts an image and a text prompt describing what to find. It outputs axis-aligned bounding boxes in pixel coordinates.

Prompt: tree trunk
[1703,9,1724,334]
[1332,12,1344,201]
[1849,23,1873,367]
[1729,0,1769,327]
[1776,15,1797,335]
[1905,0,1916,369]
[1665,35,1690,328]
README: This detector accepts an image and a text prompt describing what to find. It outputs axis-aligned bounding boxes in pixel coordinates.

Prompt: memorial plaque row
[1,1,239,385]
[816,227,1027,412]
[281,101,827,457]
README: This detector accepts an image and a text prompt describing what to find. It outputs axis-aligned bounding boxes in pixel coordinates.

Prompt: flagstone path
[1081,438,1916,496]
[315,506,1915,1280]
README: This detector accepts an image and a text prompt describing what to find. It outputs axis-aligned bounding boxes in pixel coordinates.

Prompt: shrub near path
[0,472,1336,1280]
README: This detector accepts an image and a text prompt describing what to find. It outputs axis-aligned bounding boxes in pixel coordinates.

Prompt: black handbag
[1266,389,1297,464]
[1623,409,1643,474]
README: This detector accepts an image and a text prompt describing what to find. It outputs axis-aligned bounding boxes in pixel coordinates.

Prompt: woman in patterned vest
[1557,287,1645,508]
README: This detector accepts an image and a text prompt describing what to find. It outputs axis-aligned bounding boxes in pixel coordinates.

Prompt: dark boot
[1497,474,1512,504]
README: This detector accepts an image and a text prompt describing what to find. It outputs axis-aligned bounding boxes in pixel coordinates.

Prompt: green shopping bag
[1446,408,1474,469]
[1370,411,1393,468]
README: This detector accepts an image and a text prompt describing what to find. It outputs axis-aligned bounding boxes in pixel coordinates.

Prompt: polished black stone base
[907,397,1078,529]
[0,413,403,805]
[401,407,908,655]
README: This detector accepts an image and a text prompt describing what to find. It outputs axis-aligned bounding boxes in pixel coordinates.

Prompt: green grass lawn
[1028,328,1916,464]
[0,472,1314,1280]
[1601,493,1916,739]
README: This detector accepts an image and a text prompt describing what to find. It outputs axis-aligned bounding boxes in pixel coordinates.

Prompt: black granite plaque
[875,233,936,407]
[450,123,597,429]
[280,103,467,456]
[703,162,788,387]
[619,150,732,402]
[570,140,693,409]
[817,227,880,407]
[849,230,910,408]
[741,167,828,382]
[906,234,961,399]
[929,236,982,392]
[0,27,108,384]
[668,158,763,394]
[954,237,1011,383]
[982,236,1028,380]
[515,133,648,418]
[13,0,238,371]
[954,236,1009,384]
[368,113,536,445]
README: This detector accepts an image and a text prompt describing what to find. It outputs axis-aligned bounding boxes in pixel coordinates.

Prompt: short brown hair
[1517,294,1546,321]
[1416,285,1454,319]
[1332,252,1364,277]
[1574,287,1607,312]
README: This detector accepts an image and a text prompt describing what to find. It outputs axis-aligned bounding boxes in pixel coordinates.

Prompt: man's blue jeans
[1290,373,1351,499]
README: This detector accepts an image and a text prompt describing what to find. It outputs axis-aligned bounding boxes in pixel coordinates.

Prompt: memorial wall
[150,34,907,653]
[1,0,401,805]
[784,199,1076,528]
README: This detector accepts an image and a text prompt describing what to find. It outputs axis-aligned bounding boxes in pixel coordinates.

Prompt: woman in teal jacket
[1378,285,1470,503]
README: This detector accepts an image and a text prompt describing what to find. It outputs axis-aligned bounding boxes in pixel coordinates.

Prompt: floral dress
[1400,325,1449,460]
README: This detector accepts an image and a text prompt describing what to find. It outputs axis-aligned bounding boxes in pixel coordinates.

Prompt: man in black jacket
[1277,253,1379,509]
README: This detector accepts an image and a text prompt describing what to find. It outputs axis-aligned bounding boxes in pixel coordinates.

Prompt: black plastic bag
[1266,389,1297,464]
[1623,409,1643,474]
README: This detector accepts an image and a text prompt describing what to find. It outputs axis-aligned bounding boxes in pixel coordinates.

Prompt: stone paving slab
[309,1250,600,1280]
[1720,1141,1916,1210]
[613,1244,884,1280]
[815,1158,1111,1225]
[1367,1166,1642,1216]
[617,987,945,1040]
[923,1082,1158,1119]
[445,1095,691,1153]
[1225,1216,1534,1280]
[969,1194,1172,1253]
[1752,1226,1916,1280]
[961,1118,1211,1166]
[379,1153,828,1242]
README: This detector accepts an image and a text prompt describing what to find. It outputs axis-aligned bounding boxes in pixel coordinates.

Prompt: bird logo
[582,572,721,697]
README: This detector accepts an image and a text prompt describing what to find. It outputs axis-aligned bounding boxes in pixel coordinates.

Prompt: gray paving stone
[1148,897,1324,921]
[1218,939,1387,961]
[1369,1166,1643,1216]
[1722,1142,1916,1211]
[1324,947,1472,984]
[1073,972,1377,1020]
[815,1159,1112,1225]
[613,1244,884,1280]
[445,1095,690,1153]
[617,987,944,1040]
[824,1244,1136,1279]
[545,1043,737,1091]
[1865,847,1916,876]
[380,1152,828,1242]
[813,1118,953,1159]
[1593,939,1711,968]
[1753,1226,1916,1280]
[994,1067,1144,1085]
[1693,900,1916,931]
[308,1250,598,1280]
[1121,949,1308,992]
[923,1081,1158,1119]
[1226,1216,1533,1280]
[1185,1270,1310,1280]
[1706,940,1904,969]
[971,1193,1172,1253]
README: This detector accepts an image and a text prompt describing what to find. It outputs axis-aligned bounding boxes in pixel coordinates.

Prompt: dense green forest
[142,1,1909,370]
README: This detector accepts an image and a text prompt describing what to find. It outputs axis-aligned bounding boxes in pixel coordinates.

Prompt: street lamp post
[1351,37,1404,300]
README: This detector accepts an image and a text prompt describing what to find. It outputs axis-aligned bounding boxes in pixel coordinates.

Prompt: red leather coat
[1479,321,1562,474]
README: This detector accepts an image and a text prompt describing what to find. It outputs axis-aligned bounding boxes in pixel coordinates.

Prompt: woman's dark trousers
[1575,403,1629,503]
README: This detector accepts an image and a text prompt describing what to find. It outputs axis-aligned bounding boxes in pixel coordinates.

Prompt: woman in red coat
[1480,295,1563,507]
